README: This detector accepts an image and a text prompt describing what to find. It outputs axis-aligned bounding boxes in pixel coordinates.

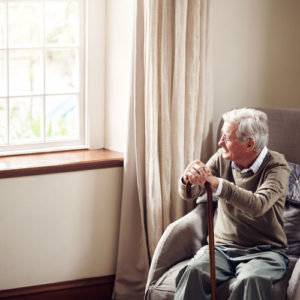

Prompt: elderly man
[175,108,290,300]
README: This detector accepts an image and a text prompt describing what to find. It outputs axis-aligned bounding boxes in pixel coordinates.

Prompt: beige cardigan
[179,149,291,252]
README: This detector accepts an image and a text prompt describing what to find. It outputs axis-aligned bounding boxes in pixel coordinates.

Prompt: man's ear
[246,139,255,151]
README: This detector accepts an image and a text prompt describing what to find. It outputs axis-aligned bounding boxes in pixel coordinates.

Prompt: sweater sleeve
[220,162,290,217]
[178,177,201,200]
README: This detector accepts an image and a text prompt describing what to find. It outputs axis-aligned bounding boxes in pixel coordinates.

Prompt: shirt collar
[232,146,268,174]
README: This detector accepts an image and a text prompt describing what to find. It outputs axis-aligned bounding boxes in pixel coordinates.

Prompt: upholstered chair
[145,108,300,300]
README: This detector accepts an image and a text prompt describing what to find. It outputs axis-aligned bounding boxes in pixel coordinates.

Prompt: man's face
[218,122,248,163]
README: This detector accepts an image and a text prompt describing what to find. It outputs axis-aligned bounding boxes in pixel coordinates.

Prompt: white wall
[211,0,300,144]
[0,168,123,290]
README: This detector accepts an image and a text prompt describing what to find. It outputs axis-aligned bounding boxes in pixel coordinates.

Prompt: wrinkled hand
[183,160,212,188]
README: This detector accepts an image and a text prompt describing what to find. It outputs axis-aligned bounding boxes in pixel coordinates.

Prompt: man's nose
[218,135,224,146]
[218,136,225,147]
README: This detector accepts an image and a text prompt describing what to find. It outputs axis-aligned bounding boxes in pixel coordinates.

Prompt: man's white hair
[222,108,269,152]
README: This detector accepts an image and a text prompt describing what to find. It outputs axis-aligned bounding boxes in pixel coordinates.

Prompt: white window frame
[0,0,105,156]
[85,0,105,151]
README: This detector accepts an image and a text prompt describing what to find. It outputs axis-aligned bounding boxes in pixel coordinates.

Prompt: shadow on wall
[261,0,300,108]
[211,0,300,149]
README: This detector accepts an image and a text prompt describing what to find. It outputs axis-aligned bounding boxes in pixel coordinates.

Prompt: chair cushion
[287,162,300,207]
[283,162,300,256]
[271,255,298,300]
[147,259,229,300]
[147,256,297,300]
[284,202,300,256]
[146,260,189,299]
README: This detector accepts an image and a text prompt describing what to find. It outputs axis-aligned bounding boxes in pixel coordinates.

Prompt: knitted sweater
[179,149,291,252]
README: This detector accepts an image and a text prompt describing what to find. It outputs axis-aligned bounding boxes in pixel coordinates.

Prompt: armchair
[145,108,300,300]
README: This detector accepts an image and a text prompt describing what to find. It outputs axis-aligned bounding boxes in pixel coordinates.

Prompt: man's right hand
[183,160,212,188]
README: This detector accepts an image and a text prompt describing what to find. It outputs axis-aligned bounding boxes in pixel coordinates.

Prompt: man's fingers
[186,172,208,186]
[183,161,212,186]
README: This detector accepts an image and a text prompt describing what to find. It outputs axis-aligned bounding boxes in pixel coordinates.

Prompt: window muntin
[0,0,85,153]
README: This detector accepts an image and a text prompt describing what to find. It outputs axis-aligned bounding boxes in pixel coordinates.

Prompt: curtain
[113,0,213,299]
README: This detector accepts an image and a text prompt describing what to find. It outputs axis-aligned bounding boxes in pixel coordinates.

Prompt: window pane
[1,0,84,151]
[9,97,43,143]
[46,49,79,93]
[0,98,7,144]
[8,1,43,47]
[9,49,43,96]
[0,2,6,48]
[0,50,7,96]
[46,95,78,140]
[46,0,79,45]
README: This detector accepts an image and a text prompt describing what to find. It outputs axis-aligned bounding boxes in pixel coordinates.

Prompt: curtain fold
[113,1,213,299]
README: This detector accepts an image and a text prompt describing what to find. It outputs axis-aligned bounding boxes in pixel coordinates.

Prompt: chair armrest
[287,258,300,300]
[145,202,209,290]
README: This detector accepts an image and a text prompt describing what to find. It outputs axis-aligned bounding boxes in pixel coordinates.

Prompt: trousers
[174,245,289,300]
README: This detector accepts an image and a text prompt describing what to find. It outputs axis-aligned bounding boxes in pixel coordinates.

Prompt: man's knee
[187,260,210,280]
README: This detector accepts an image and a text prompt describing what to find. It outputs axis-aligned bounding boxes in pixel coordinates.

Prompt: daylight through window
[0,0,85,154]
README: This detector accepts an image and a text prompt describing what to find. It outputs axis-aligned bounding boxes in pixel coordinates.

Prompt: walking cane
[186,181,217,300]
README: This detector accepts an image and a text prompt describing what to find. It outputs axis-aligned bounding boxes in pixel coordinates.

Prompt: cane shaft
[205,181,217,300]
[186,181,192,198]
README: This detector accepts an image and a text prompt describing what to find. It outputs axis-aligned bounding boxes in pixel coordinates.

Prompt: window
[0,0,87,154]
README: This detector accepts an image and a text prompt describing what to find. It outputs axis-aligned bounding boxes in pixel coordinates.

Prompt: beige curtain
[113,0,213,299]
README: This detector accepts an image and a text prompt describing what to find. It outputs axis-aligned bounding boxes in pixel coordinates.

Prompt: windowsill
[0,149,124,179]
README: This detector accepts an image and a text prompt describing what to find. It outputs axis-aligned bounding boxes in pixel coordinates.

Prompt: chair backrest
[216,107,300,164]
